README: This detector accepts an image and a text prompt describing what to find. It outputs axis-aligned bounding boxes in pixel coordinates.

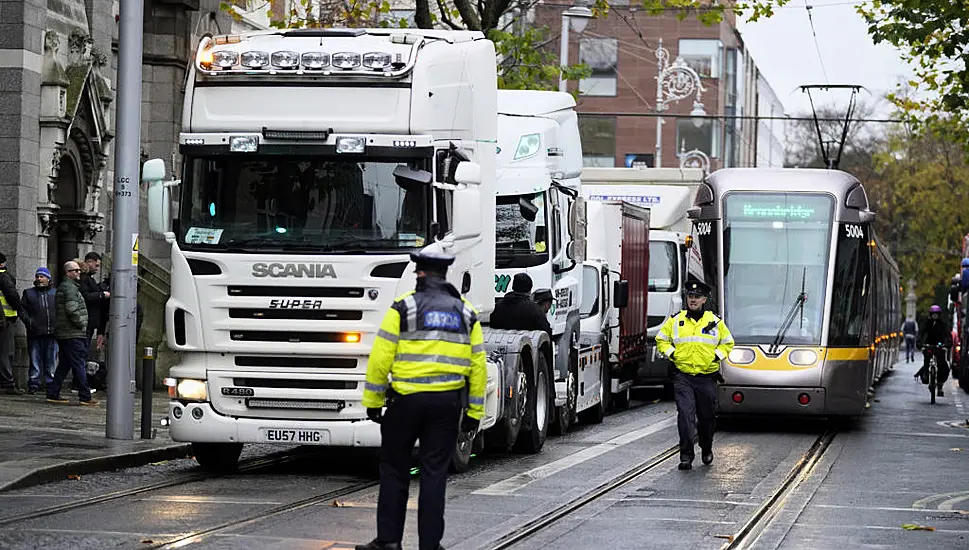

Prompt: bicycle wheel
[929,359,937,404]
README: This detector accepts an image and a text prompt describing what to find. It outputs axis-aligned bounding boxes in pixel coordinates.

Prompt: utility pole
[106,0,145,440]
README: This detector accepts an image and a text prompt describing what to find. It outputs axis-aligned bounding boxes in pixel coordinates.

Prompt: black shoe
[938,389,945,397]
[678,460,692,471]
[702,450,714,465]
[355,539,401,550]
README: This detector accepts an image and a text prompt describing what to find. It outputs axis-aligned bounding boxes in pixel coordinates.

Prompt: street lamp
[654,38,706,167]
[559,2,594,93]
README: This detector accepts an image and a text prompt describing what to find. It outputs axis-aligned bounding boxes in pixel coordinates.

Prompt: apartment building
[534,2,786,170]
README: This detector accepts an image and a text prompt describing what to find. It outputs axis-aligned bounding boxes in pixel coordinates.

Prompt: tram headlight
[789,349,819,366]
[728,348,755,365]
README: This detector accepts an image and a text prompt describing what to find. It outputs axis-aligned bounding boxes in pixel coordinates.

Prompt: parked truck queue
[140,28,902,473]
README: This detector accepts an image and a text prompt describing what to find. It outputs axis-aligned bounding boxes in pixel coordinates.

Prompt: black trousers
[673,371,717,461]
[377,390,461,550]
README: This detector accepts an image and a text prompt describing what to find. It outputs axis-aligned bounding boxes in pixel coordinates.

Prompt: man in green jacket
[47,261,97,405]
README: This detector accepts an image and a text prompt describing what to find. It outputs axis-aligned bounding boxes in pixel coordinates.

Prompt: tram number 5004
[845,224,865,239]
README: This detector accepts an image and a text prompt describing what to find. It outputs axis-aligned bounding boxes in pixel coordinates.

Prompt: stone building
[0,0,241,384]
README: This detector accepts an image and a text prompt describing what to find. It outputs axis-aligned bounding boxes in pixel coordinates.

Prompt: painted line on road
[866,430,969,439]
[139,495,284,505]
[815,504,969,514]
[914,490,969,510]
[472,416,676,496]
[617,497,756,506]
[793,522,969,534]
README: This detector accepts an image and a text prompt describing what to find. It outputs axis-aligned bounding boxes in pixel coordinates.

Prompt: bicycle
[921,343,946,404]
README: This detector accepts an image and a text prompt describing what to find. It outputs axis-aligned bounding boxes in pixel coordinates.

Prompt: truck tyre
[450,428,474,473]
[515,354,551,454]
[551,360,577,435]
[192,442,243,473]
[485,361,526,453]
[580,360,609,425]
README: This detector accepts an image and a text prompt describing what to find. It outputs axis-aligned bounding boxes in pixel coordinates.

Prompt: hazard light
[732,392,744,403]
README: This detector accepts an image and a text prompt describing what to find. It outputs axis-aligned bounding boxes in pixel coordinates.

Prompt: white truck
[494,90,611,434]
[580,200,651,416]
[581,167,704,390]
[141,28,553,472]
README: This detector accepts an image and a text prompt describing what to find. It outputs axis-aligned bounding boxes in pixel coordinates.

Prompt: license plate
[261,428,328,444]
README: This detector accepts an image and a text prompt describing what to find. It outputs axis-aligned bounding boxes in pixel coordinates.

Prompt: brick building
[534,2,786,170]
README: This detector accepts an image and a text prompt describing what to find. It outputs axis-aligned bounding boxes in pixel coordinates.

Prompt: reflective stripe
[673,336,718,345]
[720,335,734,345]
[469,396,484,405]
[403,295,417,332]
[656,331,671,342]
[365,382,387,393]
[471,343,484,354]
[377,329,399,343]
[715,349,726,360]
[461,304,474,330]
[395,353,472,367]
[665,347,676,358]
[394,373,466,384]
[400,330,470,345]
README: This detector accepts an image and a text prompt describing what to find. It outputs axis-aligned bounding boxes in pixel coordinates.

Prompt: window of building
[578,116,616,166]
[676,119,721,159]
[579,38,618,96]
[678,39,722,79]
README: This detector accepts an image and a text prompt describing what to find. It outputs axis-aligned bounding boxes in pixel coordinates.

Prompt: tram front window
[722,193,835,346]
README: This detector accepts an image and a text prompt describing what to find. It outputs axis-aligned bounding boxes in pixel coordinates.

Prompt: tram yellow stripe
[826,348,869,361]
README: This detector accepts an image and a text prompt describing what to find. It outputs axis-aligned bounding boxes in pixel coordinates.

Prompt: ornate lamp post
[558,1,594,93]
[654,38,706,168]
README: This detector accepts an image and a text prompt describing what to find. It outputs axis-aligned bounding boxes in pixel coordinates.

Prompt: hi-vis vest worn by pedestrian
[0,269,15,319]
[656,310,734,375]
[362,277,488,419]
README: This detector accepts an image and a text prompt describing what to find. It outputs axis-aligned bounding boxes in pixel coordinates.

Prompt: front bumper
[168,401,382,447]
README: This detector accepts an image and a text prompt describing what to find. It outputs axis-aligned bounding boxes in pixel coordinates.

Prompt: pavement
[0,388,189,493]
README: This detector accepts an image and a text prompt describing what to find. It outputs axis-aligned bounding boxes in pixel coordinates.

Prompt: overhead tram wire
[804,2,830,84]
[578,112,905,123]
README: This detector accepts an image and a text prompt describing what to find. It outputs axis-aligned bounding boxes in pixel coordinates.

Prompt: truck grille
[228,308,362,321]
[233,378,357,390]
[234,356,357,369]
[230,331,355,343]
[228,286,364,298]
[246,398,346,411]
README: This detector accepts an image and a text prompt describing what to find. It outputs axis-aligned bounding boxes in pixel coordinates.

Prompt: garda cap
[685,279,711,297]
[410,249,455,273]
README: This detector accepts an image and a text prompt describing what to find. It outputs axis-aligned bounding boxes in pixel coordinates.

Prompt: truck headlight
[230,135,258,152]
[165,378,208,402]
[515,133,541,160]
[336,136,366,154]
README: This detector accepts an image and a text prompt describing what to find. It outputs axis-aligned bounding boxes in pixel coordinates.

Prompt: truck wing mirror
[393,165,433,189]
[613,280,629,309]
[144,159,171,236]
[454,161,481,185]
[519,197,538,222]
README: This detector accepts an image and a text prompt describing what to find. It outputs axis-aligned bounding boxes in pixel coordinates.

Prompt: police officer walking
[356,249,487,550]
[655,280,734,471]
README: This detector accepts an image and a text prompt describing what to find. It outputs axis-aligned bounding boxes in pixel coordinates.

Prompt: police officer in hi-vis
[356,249,487,550]
[656,279,734,471]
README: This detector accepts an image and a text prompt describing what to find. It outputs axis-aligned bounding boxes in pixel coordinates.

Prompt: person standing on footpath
[79,252,110,351]
[356,249,487,550]
[0,252,24,394]
[655,280,734,470]
[20,267,58,394]
[47,261,97,406]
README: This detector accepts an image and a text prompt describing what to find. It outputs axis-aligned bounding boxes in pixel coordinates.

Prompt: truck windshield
[722,192,834,345]
[649,241,678,292]
[495,192,549,268]
[177,155,430,253]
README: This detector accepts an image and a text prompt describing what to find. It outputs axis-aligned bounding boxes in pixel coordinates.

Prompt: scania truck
[494,90,612,434]
[581,167,704,390]
[142,28,552,472]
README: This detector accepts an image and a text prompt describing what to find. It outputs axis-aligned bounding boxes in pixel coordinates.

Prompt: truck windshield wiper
[320,238,410,251]
[768,267,807,355]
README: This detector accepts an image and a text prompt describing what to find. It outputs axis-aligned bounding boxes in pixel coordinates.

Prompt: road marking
[815,504,969,513]
[868,430,969,439]
[914,490,969,511]
[139,495,283,505]
[617,497,756,506]
[472,417,676,496]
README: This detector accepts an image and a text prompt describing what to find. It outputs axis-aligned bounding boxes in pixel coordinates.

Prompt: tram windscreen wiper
[769,268,808,355]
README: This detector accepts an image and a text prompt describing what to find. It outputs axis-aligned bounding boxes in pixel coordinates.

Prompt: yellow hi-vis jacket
[656,310,734,375]
[0,268,16,319]
[362,277,487,419]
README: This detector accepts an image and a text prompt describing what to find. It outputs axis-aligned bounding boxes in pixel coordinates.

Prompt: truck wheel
[450,429,474,473]
[485,364,526,453]
[551,363,577,435]
[514,354,551,454]
[580,361,608,425]
[192,442,243,473]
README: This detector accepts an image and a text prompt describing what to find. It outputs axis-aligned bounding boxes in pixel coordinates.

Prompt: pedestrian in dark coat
[47,261,96,405]
[0,252,23,393]
[489,273,552,337]
[21,267,58,392]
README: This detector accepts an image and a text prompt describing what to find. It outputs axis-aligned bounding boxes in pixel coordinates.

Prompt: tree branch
[415,0,433,28]
[451,0,482,30]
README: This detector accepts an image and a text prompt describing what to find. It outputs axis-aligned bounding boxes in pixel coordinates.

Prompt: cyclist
[915,304,951,397]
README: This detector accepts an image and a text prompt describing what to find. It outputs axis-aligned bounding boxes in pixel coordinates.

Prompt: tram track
[485,429,838,550]
[0,449,314,527]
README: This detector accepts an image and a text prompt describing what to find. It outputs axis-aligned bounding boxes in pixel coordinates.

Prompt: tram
[687,168,901,417]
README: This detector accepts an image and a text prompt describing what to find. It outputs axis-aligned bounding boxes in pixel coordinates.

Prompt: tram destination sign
[727,194,831,221]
